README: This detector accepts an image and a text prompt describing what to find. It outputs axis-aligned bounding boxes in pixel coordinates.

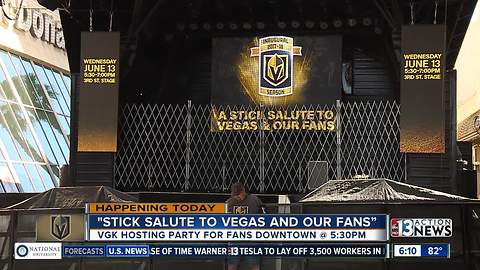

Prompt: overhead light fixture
[305,20,315,29]
[189,23,199,30]
[362,17,372,26]
[347,18,357,27]
[277,21,287,29]
[176,23,186,31]
[165,34,174,41]
[291,20,300,29]
[256,21,265,30]
[333,19,343,28]
[242,22,252,30]
[229,23,238,30]
[319,21,329,30]
[202,23,211,30]
[216,22,225,30]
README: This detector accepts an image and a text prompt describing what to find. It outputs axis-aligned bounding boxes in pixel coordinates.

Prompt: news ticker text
[15,243,450,259]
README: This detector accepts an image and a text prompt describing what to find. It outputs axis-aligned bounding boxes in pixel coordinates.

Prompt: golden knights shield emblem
[51,215,71,240]
[233,206,248,214]
[251,36,302,97]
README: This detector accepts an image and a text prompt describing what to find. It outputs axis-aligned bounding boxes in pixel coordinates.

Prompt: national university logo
[250,36,302,97]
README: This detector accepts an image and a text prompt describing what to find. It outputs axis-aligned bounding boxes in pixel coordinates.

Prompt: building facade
[0,0,70,192]
[457,2,480,197]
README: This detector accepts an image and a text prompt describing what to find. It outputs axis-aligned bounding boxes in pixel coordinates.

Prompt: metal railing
[115,100,405,193]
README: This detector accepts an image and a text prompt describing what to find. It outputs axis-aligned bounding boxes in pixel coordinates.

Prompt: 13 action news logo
[391,218,452,237]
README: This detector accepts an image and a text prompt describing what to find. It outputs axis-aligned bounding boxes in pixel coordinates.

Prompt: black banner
[400,25,445,153]
[210,35,341,132]
[78,32,120,152]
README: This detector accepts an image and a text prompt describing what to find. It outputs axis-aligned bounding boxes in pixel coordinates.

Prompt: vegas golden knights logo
[233,206,248,214]
[51,215,71,240]
[251,36,302,97]
[265,54,288,85]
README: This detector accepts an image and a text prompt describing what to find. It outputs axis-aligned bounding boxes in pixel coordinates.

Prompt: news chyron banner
[400,25,445,153]
[78,32,120,152]
[210,36,341,132]
[86,213,388,242]
[14,204,454,260]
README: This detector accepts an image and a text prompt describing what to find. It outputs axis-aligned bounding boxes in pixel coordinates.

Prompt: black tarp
[300,179,480,270]
[6,186,137,209]
[301,178,473,203]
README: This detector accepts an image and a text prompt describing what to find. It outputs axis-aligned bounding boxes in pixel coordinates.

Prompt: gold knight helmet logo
[233,206,248,214]
[251,36,302,97]
[265,54,287,85]
[51,215,71,240]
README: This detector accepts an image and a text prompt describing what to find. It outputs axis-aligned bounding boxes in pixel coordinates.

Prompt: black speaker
[456,170,477,199]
